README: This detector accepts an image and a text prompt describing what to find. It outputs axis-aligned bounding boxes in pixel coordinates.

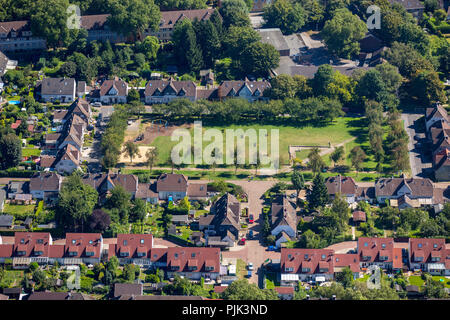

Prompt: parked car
[248,230,254,239]
[239,238,246,245]
[91,102,102,107]
[247,262,254,271]
[248,214,254,224]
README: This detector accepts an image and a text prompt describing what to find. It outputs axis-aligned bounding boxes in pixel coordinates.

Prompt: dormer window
[20,239,25,244]
[37,239,43,244]
[69,251,77,256]
[321,254,326,259]
[120,252,129,257]
[205,266,214,271]
[433,244,438,248]
[285,267,294,272]
[137,252,145,257]
[418,243,422,248]
[301,267,310,273]
[123,240,128,246]
[72,240,76,244]
[17,251,26,256]
[174,253,178,259]
[140,239,145,244]
[288,254,292,259]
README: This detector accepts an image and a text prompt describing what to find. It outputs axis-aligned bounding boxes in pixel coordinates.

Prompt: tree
[60,61,77,78]
[308,173,329,209]
[107,256,119,277]
[311,64,335,96]
[336,266,354,288]
[219,0,251,29]
[410,70,447,105]
[263,0,305,35]
[385,42,434,79]
[240,42,280,77]
[127,89,140,104]
[434,9,446,23]
[172,19,203,73]
[291,170,305,196]
[122,140,140,163]
[89,209,111,233]
[349,146,366,174]
[131,198,147,223]
[106,185,131,222]
[30,0,72,48]
[137,36,160,60]
[29,262,39,272]
[330,146,344,167]
[221,279,279,300]
[424,277,448,299]
[145,147,159,173]
[32,269,47,286]
[56,173,98,232]
[307,147,325,173]
[193,20,221,68]
[108,0,161,37]
[222,26,261,60]
[122,264,139,282]
[321,8,367,58]
[0,133,22,170]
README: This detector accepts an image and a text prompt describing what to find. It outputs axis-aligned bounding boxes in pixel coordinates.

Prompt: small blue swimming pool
[8,100,20,105]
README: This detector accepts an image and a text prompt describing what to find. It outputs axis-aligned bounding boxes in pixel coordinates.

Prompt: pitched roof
[64,233,102,259]
[375,178,434,198]
[144,80,197,97]
[13,232,52,258]
[0,215,14,227]
[388,0,424,10]
[359,33,383,54]
[40,78,76,96]
[393,248,403,269]
[187,183,207,198]
[352,211,366,222]
[39,155,56,168]
[166,247,220,273]
[82,173,138,194]
[281,248,334,274]
[136,183,158,199]
[114,234,153,259]
[158,9,215,30]
[100,79,128,97]
[0,20,30,34]
[156,173,188,192]
[114,283,143,298]
[210,193,241,232]
[271,195,297,231]
[218,81,271,98]
[334,253,360,273]
[29,172,61,192]
[325,175,357,196]
[409,238,446,264]
[358,237,394,263]
[80,14,110,30]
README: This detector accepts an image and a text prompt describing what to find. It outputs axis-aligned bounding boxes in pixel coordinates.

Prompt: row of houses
[40,99,92,174]
[39,77,271,105]
[324,175,446,210]
[0,232,220,281]
[6,172,207,205]
[426,102,450,182]
[0,9,217,53]
[280,237,450,286]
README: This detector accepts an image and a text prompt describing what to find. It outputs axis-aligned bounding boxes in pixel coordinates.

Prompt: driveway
[401,113,432,178]
[222,180,277,286]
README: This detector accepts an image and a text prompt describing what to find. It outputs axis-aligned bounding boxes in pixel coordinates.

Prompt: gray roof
[171,215,189,222]
[375,178,434,198]
[257,28,290,52]
[0,214,13,227]
[40,78,76,96]
[271,195,298,231]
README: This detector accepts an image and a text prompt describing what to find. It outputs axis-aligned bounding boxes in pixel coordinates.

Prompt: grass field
[22,147,41,157]
[3,204,36,216]
[147,117,365,166]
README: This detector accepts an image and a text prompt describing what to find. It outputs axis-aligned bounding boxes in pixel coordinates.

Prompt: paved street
[401,113,432,178]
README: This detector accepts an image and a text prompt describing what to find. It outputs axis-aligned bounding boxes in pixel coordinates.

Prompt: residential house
[0,20,46,52]
[80,14,128,43]
[357,237,394,271]
[275,287,294,300]
[135,183,159,204]
[143,9,216,41]
[165,247,220,281]
[325,175,358,204]
[99,78,129,104]
[257,28,291,56]
[374,177,435,207]
[280,248,335,285]
[10,232,53,268]
[156,173,188,200]
[0,215,13,229]
[426,102,448,132]
[53,143,81,174]
[109,233,154,266]
[270,195,298,248]
[39,78,77,103]
[200,69,214,86]
[82,173,139,202]
[187,182,208,201]
[26,292,95,300]
[144,80,197,104]
[29,172,62,202]
[49,233,103,265]
[408,238,447,276]
[217,80,271,102]
[334,253,361,279]
[0,50,17,76]
[43,133,61,150]
[7,181,30,200]
[388,0,424,20]
[202,193,241,248]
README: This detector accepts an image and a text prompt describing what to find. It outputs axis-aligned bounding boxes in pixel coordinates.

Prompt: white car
[247,262,254,271]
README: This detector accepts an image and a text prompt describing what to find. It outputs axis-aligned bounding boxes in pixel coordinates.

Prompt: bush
[28,262,39,272]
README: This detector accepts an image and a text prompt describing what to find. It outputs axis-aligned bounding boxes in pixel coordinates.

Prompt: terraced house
[357,237,394,271]
[0,20,46,52]
[144,80,197,104]
[408,238,449,276]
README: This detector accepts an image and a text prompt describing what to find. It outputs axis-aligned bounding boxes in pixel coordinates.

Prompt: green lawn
[3,204,36,216]
[432,276,450,288]
[236,259,247,280]
[0,270,24,288]
[408,275,424,287]
[22,147,41,157]
[265,272,279,289]
[148,117,365,166]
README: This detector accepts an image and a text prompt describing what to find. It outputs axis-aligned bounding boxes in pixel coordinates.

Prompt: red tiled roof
[214,286,228,293]
[393,248,403,269]
[0,244,14,258]
[156,173,188,192]
[114,234,153,259]
[11,120,21,129]
[358,237,394,263]
[166,247,220,273]
[352,211,366,222]
[334,253,360,273]
[409,238,446,264]
[275,287,294,295]
[64,233,102,259]
[281,248,334,275]
[13,232,52,258]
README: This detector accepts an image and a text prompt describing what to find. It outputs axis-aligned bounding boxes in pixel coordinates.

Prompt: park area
[121,116,368,167]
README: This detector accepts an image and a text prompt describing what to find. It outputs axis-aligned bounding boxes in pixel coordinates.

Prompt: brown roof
[136,183,158,199]
[352,211,366,222]
[271,195,298,231]
[359,33,383,53]
[64,233,102,259]
[0,244,13,258]
[29,172,61,192]
[158,9,215,30]
[0,20,30,34]
[196,88,218,100]
[156,173,188,192]
[26,292,94,300]
[281,248,334,275]
[334,253,360,273]
[100,79,128,97]
[375,178,434,198]
[53,110,68,121]
[114,283,143,298]
[325,175,357,196]
[214,285,228,293]
[144,80,197,98]
[426,103,448,123]
[210,193,241,234]
[218,80,271,98]
[187,183,207,198]
[82,173,138,194]
[358,237,394,263]
[13,232,52,258]
[393,248,403,269]
[80,14,110,30]
[41,78,76,96]
[275,287,294,295]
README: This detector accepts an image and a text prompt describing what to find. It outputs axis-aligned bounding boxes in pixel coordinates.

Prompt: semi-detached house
[408,238,449,276]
